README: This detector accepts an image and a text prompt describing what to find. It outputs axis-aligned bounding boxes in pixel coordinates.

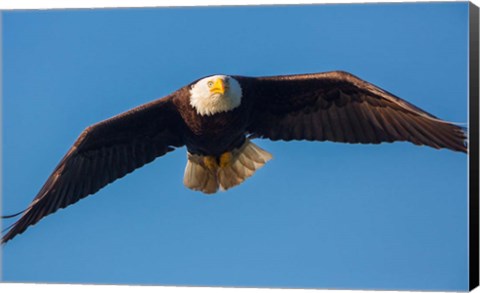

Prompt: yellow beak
[210,78,226,95]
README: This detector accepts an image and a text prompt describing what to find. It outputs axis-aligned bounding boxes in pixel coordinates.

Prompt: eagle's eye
[207,81,214,87]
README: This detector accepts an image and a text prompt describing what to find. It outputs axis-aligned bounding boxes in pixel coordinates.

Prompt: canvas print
[1,2,478,291]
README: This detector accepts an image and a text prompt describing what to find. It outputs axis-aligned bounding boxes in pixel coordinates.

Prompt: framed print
[1,1,479,292]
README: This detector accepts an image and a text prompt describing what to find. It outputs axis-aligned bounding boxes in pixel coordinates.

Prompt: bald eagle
[1,71,467,244]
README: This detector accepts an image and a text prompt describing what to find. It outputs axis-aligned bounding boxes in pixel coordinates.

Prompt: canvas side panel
[469,2,479,291]
[0,11,4,282]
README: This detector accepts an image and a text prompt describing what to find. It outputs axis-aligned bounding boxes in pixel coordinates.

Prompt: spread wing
[2,94,186,244]
[242,71,467,152]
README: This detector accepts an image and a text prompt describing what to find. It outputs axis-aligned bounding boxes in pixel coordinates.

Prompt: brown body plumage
[174,85,250,156]
[1,71,467,244]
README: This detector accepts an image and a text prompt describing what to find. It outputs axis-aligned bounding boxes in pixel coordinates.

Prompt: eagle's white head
[189,75,242,116]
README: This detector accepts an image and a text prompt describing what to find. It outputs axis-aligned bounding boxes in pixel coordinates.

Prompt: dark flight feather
[242,71,467,152]
[2,96,185,243]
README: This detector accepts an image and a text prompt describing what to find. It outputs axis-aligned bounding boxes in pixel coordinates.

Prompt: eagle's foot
[219,152,233,168]
[203,156,218,171]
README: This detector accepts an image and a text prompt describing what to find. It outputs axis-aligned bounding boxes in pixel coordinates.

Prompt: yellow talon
[203,156,218,171]
[219,152,233,168]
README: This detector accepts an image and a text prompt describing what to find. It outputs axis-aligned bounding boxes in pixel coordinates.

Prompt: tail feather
[183,139,272,194]
[183,157,218,194]
[237,153,257,171]
[218,167,242,191]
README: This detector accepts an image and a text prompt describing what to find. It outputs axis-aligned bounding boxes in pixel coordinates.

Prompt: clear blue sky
[1,2,470,291]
